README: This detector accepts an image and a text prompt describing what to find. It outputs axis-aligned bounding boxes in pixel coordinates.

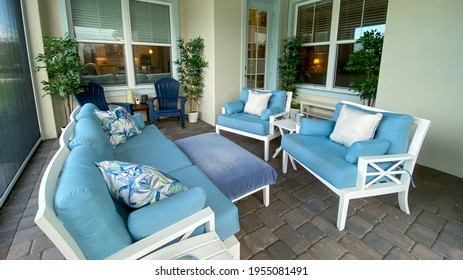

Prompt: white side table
[272,119,297,170]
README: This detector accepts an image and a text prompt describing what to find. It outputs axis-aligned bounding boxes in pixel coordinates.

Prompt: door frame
[242,0,282,90]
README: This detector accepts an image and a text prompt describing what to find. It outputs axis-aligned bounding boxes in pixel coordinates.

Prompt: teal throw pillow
[300,118,336,136]
[95,160,188,209]
[94,107,141,148]
[345,139,391,164]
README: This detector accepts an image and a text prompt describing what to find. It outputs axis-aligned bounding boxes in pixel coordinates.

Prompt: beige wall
[180,0,242,125]
[213,0,243,123]
[376,0,463,177]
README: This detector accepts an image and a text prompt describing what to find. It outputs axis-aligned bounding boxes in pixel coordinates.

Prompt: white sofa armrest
[106,207,215,260]
[269,110,290,135]
[356,153,416,191]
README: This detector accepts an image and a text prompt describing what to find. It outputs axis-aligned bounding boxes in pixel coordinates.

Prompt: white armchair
[282,100,431,230]
[216,88,292,161]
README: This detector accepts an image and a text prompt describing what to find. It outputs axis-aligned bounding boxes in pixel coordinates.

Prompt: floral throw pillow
[94,107,141,148]
[95,160,188,209]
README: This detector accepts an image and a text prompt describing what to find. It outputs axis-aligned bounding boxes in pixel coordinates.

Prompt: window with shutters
[69,0,174,87]
[294,0,388,91]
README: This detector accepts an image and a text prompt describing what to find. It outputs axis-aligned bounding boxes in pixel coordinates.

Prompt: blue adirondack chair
[74,82,134,114]
[147,77,186,128]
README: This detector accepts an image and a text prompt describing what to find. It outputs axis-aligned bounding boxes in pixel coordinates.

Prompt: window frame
[290,0,387,97]
[66,0,179,90]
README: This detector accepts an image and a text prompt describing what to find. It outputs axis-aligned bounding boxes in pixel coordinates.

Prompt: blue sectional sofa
[47,103,240,259]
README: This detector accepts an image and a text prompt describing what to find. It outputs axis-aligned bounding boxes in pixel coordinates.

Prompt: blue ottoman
[175,132,277,206]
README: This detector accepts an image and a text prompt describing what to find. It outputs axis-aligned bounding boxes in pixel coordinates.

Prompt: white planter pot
[188,111,198,123]
[290,108,300,119]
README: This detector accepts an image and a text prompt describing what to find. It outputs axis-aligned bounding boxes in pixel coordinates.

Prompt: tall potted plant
[345,30,384,106]
[174,37,208,123]
[34,32,87,124]
[278,36,304,118]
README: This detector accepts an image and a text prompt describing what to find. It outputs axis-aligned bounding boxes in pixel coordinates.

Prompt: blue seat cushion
[114,139,193,173]
[113,125,168,155]
[282,134,357,189]
[175,132,277,200]
[332,103,413,154]
[169,165,240,240]
[127,187,207,241]
[55,145,132,259]
[218,113,269,135]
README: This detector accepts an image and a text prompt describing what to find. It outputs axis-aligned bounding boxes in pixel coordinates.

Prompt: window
[0,0,41,206]
[69,0,174,87]
[295,0,388,91]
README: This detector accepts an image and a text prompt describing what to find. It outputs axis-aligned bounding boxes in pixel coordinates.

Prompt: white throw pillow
[244,90,272,116]
[330,104,383,147]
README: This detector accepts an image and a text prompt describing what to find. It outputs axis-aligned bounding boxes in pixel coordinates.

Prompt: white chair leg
[262,185,270,207]
[264,140,269,161]
[337,195,350,231]
[398,190,410,214]
[282,151,288,173]
[215,127,221,134]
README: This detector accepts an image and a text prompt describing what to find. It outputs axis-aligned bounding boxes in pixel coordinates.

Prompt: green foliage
[174,37,208,112]
[345,30,384,106]
[34,33,87,122]
[278,36,304,99]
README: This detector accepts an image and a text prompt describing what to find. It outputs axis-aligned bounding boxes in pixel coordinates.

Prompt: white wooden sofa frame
[35,110,240,260]
[282,100,431,231]
[216,91,293,161]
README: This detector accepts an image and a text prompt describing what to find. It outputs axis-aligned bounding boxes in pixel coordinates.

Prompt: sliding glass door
[0,0,40,207]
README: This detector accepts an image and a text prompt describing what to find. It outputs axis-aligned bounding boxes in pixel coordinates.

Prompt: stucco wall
[376,0,463,177]
[181,0,242,125]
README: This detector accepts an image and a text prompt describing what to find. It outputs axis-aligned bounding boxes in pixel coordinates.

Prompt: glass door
[245,9,268,89]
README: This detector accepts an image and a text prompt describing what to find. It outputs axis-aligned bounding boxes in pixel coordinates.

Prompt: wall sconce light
[149,49,153,54]
[313,58,320,65]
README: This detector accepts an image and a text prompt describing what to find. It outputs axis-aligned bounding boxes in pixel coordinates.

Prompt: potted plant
[174,37,208,123]
[345,30,384,106]
[34,32,87,124]
[278,36,304,119]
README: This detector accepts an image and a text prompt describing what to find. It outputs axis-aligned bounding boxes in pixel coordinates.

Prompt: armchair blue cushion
[332,102,413,154]
[345,139,391,164]
[217,88,291,161]
[74,82,134,115]
[224,100,245,114]
[282,100,430,231]
[283,102,414,189]
[260,106,282,121]
[239,88,286,120]
[147,77,186,128]
[300,118,335,136]
[218,88,288,136]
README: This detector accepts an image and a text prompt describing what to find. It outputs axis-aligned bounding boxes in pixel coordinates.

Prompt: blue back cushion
[54,145,132,259]
[332,103,413,154]
[240,88,286,110]
[75,103,99,121]
[69,117,114,159]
